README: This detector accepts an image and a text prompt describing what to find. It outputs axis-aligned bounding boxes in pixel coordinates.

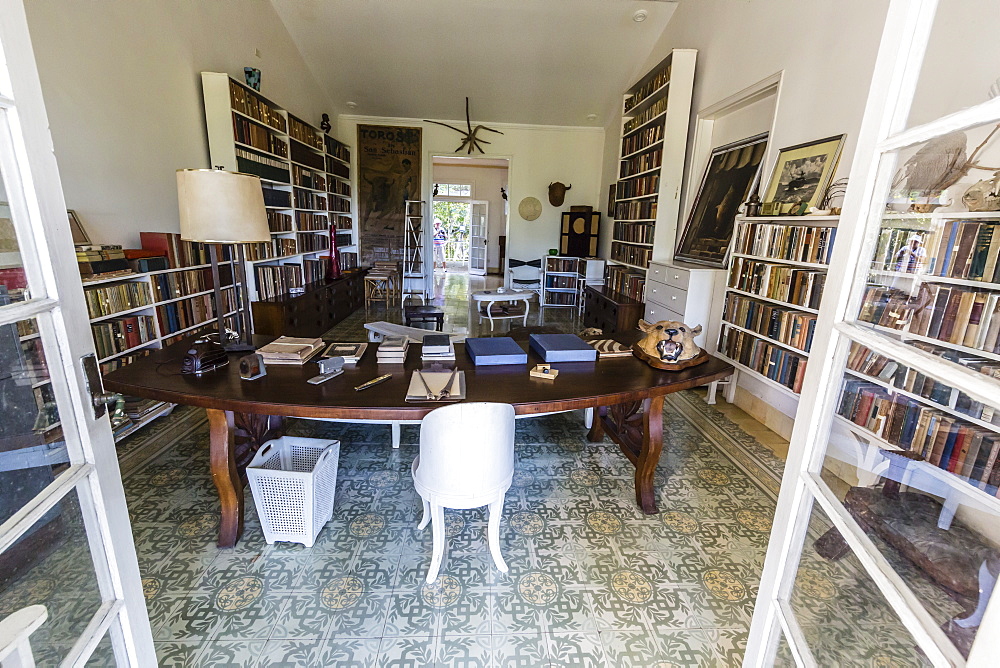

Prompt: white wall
[24,0,338,247]
[431,163,508,273]
[340,116,605,267]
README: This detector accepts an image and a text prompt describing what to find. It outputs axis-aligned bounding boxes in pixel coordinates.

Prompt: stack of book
[77,244,132,279]
[421,334,455,361]
[322,342,367,364]
[377,336,409,364]
[258,336,324,365]
[123,397,169,420]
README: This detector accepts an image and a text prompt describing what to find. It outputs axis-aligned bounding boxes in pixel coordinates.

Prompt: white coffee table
[472,289,534,330]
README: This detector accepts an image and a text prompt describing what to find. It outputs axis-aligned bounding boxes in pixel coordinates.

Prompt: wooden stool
[404,304,445,330]
[364,273,393,308]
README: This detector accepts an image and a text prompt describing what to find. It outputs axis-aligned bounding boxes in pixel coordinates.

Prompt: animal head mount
[636,319,703,363]
[425,97,504,154]
[548,182,572,206]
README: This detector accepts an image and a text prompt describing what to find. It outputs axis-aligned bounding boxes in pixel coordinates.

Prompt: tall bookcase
[717,215,839,395]
[607,49,697,303]
[402,200,426,303]
[200,72,358,303]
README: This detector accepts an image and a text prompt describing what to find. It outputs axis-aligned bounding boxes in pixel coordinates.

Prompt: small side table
[404,304,445,330]
[472,290,533,331]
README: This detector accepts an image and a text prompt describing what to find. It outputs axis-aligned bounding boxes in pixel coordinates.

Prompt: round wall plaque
[518,197,542,221]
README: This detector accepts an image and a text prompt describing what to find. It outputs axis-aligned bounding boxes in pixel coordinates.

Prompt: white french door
[0,1,153,666]
[468,200,488,275]
[748,0,1000,665]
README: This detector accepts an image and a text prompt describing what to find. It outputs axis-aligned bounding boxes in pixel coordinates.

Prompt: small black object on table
[404,304,445,330]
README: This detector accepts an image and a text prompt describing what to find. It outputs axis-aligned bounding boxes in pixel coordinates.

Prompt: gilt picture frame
[675,133,768,268]
[761,134,845,213]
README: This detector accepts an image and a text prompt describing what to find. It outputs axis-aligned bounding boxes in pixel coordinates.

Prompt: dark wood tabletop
[104,334,734,420]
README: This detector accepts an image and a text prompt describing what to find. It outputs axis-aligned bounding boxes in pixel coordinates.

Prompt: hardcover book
[528,334,598,362]
[464,337,528,366]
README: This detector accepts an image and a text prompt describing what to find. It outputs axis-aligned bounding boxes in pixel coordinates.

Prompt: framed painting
[675,133,768,267]
[357,125,422,266]
[761,134,845,213]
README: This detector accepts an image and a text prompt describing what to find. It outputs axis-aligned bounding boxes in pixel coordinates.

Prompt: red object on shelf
[327,226,341,281]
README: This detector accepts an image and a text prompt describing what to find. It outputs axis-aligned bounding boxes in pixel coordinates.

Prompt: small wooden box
[529,364,559,380]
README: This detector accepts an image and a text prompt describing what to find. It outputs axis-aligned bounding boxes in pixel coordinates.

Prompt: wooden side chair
[411,403,515,584]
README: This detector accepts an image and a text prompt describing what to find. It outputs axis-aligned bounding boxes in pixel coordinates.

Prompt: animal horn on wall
[548,181,571,206]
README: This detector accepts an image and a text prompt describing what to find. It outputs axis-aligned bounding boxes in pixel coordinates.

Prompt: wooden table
[471,289,534,330]
[403,304,445,330]
[105,335,732,547]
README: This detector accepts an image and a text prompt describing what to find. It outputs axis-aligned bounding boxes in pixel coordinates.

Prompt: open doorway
[431,156,510,280]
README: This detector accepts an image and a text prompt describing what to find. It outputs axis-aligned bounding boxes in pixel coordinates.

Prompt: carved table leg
[587,406,607,442]
[207,409,284,548]
[598,396,664,514]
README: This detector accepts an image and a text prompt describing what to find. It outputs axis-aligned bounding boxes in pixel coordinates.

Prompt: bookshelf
[402,200,426,304]
[201,72,358,303]
[607,49,697,303]
[542,256,581,307]
[717,215,839,395]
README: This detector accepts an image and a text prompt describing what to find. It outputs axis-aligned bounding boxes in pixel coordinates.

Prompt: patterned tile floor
[0,270,934,666]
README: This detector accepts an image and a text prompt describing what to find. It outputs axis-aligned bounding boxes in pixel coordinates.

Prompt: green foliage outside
[433,201,470,262]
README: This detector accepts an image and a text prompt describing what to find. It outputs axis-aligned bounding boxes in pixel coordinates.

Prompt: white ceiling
[269,0,678,128]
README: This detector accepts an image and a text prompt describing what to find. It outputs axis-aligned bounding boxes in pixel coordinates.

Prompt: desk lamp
[177,168,270,352]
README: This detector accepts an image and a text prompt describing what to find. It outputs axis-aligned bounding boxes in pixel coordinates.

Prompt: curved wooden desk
[105,335,732,547]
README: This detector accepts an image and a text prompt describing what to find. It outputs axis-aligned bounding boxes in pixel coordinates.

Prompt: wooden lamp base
[631,346,709,371]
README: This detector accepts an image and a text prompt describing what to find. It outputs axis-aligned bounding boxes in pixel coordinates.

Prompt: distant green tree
[433,201,470,261]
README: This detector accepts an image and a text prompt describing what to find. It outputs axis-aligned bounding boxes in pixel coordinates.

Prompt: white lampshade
[176,168,270,243]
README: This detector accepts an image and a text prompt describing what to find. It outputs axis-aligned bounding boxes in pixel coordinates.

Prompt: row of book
[847,341,1000,425]
[876,220,1000,282]
[614,199,657,221]
[613,221,654,245]
[604,264,646,302]
[85,281,153,319]
[292,164,326,191]
[330,197,351,214]
[297,233,330,253]
[276,238,297,257]
[620,149,662,179]
[624,61,671,112]
[303,258,327,285]
[155,294,215,337]
[232,114,288,158]
[722,293,818,352]
[140,232,223,269]
[288,115,324,150]
[236,150,290,184]
[728,257,826,310]
[268,211,293,232]
[91,315,156,360]
[296,211,327,231]
[718,325,808,393]
[545,275,577,289]
[335,231,353,248]
[263,187,292,208]
[545,257,577,273]
[339,252,359,272]
[620,124,663,158]
[623,95,668,134]
[245,242,275,261]
[229,80,285,132]
[99,348,151,376]
[328,158,350,179]
[838,379,1000,489]
[611,241,652,268]
[335,215,353,230]
[860,284,1000,354]
[544,291,576,306]
[734,222,837,265]
[255,264,304,300]
[149,267,218,302]
[294,188,326,211]
[615,173,660,200]
[291,140,325,170]
[329,179,351,197]
[325,136,351,163]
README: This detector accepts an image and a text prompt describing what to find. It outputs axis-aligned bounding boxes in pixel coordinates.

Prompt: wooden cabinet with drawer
[583,285,644,334]
[643,261,722,348]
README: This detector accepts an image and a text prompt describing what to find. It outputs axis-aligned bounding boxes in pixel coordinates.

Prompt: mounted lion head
[636,320,703,363]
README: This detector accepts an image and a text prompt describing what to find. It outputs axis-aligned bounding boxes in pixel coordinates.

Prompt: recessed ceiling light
[586,113,598,121]
[345,101,357,109]
[632,9,648,22]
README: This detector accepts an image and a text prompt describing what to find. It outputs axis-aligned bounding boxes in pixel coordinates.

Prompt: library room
[1,1,998,666]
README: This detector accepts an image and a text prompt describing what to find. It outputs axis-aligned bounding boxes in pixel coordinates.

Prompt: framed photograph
[607,183,616,219]
[761,134,845,212]
[675,133,768,268]
[68,210,90,245]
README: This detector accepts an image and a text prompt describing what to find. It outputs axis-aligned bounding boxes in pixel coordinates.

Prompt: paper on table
[405,370,466,402]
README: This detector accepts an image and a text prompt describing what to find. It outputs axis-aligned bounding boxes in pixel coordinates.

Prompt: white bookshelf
[542,256,581,307]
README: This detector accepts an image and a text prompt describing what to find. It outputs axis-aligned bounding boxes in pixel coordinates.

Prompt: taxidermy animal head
[636,320,702,363]
[548,182,572,206]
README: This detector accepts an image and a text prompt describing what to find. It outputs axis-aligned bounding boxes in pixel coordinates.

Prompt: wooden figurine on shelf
[632,319,708,370]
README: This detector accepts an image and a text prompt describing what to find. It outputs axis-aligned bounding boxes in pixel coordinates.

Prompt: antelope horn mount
[548,181,572,206]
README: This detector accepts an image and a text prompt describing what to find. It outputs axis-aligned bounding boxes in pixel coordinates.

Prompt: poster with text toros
[357,125,422,266]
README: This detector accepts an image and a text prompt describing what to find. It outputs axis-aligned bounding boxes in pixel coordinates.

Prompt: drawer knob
[671,295,677,300]
[673,274,680,280]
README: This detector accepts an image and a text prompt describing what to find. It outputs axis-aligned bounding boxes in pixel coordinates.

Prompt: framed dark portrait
[675,133,768,267]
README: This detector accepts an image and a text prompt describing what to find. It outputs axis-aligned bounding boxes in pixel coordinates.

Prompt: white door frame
[468,199,488,275]
[746,0,1000,665]
[0,2,154,665]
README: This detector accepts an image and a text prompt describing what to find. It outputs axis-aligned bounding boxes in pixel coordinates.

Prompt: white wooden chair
[0,605,47,668]
[411,402,515,584]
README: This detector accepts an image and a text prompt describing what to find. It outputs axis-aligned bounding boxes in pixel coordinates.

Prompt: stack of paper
[405,369,466,402]
[422,334,455,361]
[322,342,368,364]
[258,337,325,365]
